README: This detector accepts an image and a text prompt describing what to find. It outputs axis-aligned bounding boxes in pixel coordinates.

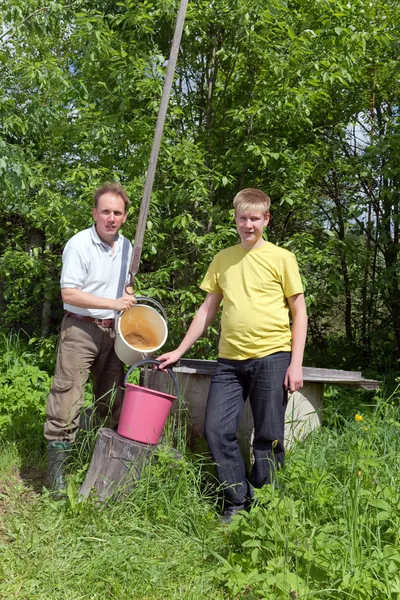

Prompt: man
[159,188,307,523]
[45,182,136,495]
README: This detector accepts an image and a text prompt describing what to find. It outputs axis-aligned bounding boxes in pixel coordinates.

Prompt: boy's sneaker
[220,504,246,525]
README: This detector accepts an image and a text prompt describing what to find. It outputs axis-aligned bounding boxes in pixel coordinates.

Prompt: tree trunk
[332,170,353,342]
[41,284,52,338]
[79,428,182,502]
[79,428,157,501]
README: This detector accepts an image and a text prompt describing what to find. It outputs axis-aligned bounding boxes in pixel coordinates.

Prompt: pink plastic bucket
[117,359,178,445]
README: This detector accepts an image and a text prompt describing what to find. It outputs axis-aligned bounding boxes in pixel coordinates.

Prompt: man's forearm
[61,288,118,311]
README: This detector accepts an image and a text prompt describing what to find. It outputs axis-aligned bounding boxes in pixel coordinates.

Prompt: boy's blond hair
[233,188,271,215]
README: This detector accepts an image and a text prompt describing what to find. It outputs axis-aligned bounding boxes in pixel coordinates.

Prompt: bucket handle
[124,359,179,399]
[134,296,168,323]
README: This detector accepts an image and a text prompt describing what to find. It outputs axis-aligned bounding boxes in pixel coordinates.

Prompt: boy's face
[235,209,270,249]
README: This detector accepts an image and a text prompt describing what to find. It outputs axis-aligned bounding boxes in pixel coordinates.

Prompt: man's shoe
[221,504,246,525]
[47,441,72,500]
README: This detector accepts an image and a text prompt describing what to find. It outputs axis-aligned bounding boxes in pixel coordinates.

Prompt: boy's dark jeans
[204,352,290,507]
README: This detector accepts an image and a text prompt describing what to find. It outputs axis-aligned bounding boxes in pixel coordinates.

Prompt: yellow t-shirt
[200,242,303,360]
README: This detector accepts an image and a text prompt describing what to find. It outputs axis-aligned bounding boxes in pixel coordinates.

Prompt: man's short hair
[94,183,130,210]
[233,188,271,215]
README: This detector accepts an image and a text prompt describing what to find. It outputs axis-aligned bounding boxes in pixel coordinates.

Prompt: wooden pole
[128,0,189,285]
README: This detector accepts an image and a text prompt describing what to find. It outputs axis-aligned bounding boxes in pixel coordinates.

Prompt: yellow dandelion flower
[272,439,278,449]
[364,427,368,431]
[355,414,363,421]
[357,470,362,477]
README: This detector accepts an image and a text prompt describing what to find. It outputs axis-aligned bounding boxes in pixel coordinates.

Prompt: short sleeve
[281,252,303,298]
[60,244,88,289]
[200,255,223,294]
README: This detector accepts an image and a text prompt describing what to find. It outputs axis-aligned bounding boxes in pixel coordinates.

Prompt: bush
[0,333,51,448]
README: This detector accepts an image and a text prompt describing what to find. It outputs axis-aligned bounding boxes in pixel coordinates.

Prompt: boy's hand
[157,350,182,370]
[284,363,303,393]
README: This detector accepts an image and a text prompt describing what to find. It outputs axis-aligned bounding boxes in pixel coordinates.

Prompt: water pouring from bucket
[117,359,179,445]
[115,296,168,366]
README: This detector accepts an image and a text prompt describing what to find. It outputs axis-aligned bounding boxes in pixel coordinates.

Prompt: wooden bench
[147,359,380,453]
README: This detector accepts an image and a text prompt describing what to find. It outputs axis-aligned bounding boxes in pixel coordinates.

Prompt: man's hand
[157,350,183,370]
[284,363,303,393]
[115,295,137,312]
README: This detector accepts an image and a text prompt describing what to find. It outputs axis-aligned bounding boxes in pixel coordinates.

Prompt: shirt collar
[90,224,121,253]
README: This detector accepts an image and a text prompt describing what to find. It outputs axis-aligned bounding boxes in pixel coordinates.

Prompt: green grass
[0,442,223,600]
[215,390,400,599]
[2,394,400,599]
[1,334,400,599]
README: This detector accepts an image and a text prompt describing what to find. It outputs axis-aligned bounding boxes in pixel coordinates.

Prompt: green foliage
[1,383,400,598]
[27,334,59,374]
[1,0,400,374]
[0,334,51,447]
[212,393,400,599]
[0,437,222,600]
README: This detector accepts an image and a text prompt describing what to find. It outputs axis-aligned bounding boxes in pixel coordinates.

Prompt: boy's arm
[284,293,308,393]
[158,292,223,369]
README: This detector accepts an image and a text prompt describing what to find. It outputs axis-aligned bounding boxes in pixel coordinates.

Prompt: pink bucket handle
[124,358,179,399]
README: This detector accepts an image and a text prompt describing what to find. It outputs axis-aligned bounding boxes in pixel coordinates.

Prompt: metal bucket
[117,359,178,444]
[114,297,168,366]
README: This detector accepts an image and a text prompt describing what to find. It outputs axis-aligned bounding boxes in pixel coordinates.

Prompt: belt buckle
[95,318,112,327]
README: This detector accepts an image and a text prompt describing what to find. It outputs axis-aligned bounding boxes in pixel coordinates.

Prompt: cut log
[79,428,157,502]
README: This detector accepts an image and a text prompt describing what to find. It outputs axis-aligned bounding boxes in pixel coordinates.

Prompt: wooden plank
[173,359,380,388]
[300,378,380,388]
[176,359,217,375]
[303,367,361,379]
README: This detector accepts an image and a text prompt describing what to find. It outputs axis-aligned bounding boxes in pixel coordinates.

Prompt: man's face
[92,193,127,245]
[235,209,270,249]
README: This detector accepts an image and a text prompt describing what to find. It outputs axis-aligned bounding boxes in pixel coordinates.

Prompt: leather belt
[67,312,115,328]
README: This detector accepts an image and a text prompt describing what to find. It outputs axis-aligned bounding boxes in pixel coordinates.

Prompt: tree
[1,0,400,375]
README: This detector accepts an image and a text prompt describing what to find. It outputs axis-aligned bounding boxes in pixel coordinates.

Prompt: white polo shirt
[61,225,132,319]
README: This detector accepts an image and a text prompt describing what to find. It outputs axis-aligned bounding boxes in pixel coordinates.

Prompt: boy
[159,188,307,523]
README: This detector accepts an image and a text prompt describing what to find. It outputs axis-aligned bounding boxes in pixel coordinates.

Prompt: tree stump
[79,428,157,502]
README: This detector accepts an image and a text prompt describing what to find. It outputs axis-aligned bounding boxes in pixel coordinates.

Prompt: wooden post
[128,0,189,283]
[79,428,157,502]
